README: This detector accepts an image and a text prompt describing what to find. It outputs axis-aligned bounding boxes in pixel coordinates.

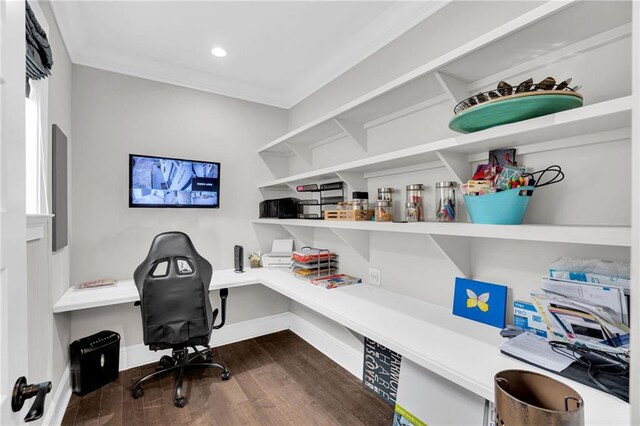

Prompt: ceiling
[51,1,448,108]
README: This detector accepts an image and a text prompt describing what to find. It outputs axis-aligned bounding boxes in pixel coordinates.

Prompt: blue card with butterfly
[452,277,507,328]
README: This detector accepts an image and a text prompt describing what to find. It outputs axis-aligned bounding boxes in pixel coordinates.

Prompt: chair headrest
[147,232,199,260]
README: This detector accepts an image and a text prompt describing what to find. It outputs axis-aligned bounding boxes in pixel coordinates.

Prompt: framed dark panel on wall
[52,124,68,251]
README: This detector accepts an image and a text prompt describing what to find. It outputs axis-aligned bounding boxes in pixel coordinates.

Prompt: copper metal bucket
[495,370,584,426]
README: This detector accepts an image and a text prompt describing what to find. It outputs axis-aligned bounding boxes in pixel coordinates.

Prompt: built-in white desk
[53,268,629,424]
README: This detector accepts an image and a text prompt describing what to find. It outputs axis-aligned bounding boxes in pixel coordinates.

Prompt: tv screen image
[129,154,220,208]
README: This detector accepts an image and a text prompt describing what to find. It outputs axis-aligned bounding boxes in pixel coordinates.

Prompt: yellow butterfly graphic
[466,289,490,312]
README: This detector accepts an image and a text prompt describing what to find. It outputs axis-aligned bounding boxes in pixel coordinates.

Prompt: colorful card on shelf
[452,277,507,328]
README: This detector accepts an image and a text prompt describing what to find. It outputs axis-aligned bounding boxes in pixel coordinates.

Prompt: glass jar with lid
[375,200,393,222]
[377,187,394,204]
[406,184,425,221]
[435,181,456,222]
[405,202,419,222]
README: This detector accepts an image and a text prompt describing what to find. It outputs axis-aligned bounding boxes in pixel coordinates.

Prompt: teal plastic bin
[463,186,535,225]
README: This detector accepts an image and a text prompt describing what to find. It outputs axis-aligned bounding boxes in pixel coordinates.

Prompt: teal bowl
[449,92,583,134]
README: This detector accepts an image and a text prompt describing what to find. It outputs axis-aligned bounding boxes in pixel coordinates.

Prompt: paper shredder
[70,330,120,396]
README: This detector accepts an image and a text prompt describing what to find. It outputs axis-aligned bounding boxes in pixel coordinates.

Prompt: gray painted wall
[70,65,292,343]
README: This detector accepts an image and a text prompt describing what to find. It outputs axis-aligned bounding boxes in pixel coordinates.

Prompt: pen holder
[463,186,534,225]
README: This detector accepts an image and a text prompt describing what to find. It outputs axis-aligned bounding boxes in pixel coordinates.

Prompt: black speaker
[70,330,120,396]
[234,245,244,273]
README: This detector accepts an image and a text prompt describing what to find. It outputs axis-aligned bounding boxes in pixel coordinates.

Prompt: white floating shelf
[253,219,631,247]
[258,96,632,189]
[257,1,631,155]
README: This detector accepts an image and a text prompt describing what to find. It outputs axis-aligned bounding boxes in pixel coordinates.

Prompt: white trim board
[52,312,362,421]
[42,364,72,426]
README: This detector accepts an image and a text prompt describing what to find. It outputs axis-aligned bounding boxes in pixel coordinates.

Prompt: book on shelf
[310,274,361,289]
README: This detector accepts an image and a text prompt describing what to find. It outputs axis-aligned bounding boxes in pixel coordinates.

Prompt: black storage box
[259,197,301,219]
[70,330,120,396]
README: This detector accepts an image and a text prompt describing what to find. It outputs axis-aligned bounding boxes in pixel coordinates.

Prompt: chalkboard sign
[363,337,402,406]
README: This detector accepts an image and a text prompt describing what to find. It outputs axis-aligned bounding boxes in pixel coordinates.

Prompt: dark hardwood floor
[61,330,394,425]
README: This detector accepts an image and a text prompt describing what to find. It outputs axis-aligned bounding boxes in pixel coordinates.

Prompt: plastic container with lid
[406,184,425,221]
[375,200,393,222]
[352,191,369,210]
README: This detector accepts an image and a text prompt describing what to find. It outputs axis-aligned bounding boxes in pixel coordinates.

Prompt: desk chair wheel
[132,387,144,399]
[156,355,175,371]
[221,371,230,381]
[174,396,188,408]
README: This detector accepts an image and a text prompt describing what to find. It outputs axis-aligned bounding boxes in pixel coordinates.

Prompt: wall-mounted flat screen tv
[129,154,220,208]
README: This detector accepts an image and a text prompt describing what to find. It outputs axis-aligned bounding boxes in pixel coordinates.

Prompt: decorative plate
[448,91,583,134]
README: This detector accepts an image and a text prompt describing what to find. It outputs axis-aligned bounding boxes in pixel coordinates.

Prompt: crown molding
[285,1,451,108]
[51,1,451,109]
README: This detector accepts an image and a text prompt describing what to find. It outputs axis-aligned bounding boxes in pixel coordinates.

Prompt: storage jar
[375,200,393,222]
[377,187,394,204]
[405,202,419,222]
[406,184,424,221]
[436,181,456,222]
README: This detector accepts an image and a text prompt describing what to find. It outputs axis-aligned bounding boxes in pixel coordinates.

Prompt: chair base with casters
[131,345,230,408]
[133,232,231,408]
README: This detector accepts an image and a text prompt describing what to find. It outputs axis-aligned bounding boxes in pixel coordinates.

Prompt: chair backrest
[133,232,214,349]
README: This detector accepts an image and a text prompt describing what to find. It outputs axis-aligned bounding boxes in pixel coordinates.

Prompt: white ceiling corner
[50,1,450,109]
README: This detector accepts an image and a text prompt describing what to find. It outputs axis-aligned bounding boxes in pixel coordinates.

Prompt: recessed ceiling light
[211,47,227,58]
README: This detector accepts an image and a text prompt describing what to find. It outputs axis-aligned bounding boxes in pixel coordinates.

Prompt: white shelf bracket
[282,225,314,248]
[435,71,470,107]
[284,142,313,165]
[334,118,368,151]
[335,171,367,193]
[285,183,299,192]
[259,152,290,180]
[329,228,370,262]
[436,150,471,185]
[427,234,471,278]
[259,187,293,201]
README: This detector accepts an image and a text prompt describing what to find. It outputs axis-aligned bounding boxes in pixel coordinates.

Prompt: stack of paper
[530,291,630,356]
[541,277,628,325]
[291,248,338,278]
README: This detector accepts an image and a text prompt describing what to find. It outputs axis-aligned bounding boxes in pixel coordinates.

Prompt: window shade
[25,1,53,97]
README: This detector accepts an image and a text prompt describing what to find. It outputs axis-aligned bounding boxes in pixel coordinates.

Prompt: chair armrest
[212,288,228,330]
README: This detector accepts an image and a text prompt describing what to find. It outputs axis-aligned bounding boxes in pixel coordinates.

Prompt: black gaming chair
[131,232,230,407]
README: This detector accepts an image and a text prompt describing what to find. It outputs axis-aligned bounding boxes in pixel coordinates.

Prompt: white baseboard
[51,311,362,423]
[43,364,72,426]
[119,312,291,370]
[288,312,363,379]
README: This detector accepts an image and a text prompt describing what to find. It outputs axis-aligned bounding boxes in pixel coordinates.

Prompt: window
[25,78,48,214]
[24,1,49,215]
